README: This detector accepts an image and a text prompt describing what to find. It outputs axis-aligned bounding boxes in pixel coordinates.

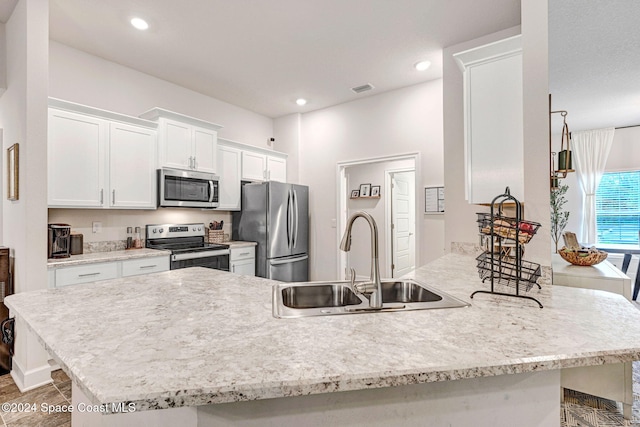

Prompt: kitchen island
[6,253,640,426]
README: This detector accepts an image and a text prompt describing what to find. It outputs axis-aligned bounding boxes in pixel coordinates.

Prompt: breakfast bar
[6,253,640,426]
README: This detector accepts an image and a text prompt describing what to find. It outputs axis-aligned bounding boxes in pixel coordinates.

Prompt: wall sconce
[549,95,574,189]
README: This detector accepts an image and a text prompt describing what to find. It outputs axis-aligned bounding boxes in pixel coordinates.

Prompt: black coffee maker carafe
[48,224,71,259]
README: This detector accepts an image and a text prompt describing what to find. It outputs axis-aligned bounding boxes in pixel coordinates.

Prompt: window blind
[596,171,640,244]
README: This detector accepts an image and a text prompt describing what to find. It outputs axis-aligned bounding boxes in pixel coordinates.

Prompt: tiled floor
[0,369,71,427]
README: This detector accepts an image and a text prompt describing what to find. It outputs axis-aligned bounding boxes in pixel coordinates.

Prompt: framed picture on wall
[350,190,360,198]
[359,183,371,197]
[371,185,380,197]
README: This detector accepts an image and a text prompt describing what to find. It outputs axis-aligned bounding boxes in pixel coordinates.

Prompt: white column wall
[0,0,51,391]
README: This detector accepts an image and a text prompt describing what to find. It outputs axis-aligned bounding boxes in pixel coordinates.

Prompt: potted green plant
[550,184,570,253]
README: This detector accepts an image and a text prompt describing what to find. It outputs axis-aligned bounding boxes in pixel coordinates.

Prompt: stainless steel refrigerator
[232,181,309,282]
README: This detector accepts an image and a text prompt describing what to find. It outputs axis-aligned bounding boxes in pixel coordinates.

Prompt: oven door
[159,168,219,208]
[171,251,229,271]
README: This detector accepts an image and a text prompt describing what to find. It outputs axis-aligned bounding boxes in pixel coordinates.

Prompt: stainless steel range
[146,223,229,271]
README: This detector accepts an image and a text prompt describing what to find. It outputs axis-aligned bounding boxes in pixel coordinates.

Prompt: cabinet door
[109,122,157,208]
[160,119,191,170]
[242,151,267,181]
[192,126,217,173]
[231,258,255,276]
[48,109,106,207]
[217,145,242,210]
[267,156,287,182]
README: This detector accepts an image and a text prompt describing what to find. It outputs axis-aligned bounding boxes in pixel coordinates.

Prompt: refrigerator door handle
[269,255,309,265]
[292,188,299,249]
[286,190,292,249]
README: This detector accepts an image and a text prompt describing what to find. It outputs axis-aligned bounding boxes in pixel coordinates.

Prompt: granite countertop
[8,253,640,412]
[226,241,257,249]
[47,248,171,269]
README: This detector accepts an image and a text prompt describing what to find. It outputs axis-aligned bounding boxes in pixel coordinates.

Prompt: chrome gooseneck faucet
[339,211,383,308]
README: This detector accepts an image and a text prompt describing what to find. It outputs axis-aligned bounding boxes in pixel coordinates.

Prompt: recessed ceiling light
[130,17,149,31]
[296,98,307,106]
[414,60,431,71]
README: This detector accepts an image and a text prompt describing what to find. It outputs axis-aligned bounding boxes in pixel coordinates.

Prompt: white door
[192,125,217,173]
[109,122,157,208]
[391,171,415,278]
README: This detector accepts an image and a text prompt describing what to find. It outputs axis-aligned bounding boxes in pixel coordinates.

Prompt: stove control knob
[151,228,156,234]
[159,228,164,234]
[197,226,202,231]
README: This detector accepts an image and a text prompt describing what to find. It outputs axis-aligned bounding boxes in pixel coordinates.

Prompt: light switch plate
[331,219,336,228]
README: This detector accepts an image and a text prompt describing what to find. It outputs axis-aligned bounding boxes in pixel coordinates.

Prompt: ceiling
[549,0,640,132]
[45,0,520,118]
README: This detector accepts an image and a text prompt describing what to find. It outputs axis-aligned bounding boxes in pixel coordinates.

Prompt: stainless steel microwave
[158,168,219,208]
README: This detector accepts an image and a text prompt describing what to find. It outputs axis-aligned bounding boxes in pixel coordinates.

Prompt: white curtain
[572,127,615,243]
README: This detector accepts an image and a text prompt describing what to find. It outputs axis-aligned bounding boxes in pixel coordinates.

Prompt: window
[596,170,640,244]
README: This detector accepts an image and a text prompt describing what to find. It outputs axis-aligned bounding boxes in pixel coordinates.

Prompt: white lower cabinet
[230,246,255,276]
[50,255,170,288]
[121,256,170,277]
[54,262,119,288]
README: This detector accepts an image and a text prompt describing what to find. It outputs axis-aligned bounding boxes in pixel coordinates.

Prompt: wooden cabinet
[230,246,255,276]
[48,99,158,209]
[140,108,222,173]
[217,142,242,211]
[453,35,523,204]
[241,151,287,182]
[49,254,170,288]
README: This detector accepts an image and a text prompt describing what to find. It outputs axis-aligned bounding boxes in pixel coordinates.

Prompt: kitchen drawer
[122,256,170,277]
[55,262,118,287]
[230,247,255,262]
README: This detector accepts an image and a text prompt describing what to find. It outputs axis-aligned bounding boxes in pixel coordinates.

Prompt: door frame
[336,152,421,280]
[385,168,416,278]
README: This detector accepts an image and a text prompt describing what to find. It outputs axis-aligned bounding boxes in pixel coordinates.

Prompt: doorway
[337,153,419,280]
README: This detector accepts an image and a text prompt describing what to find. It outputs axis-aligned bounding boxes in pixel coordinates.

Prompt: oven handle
[171,250,229,262]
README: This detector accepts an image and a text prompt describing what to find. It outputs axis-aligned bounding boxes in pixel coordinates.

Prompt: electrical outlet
[92,222,102,233]
[331,219,336,228]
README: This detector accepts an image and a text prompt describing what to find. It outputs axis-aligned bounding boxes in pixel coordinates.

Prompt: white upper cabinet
[139,108,222,173]
[109,122,157,208]
[241,150,287,182]
[453,35,524,204]
[48,98,158,209]
[48,109,106,207]
[217,142,242,211]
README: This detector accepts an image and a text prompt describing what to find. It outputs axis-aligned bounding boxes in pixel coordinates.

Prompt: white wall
[0,0,51,390]
[298,80,444,281]
[274,113,301,184]
[49,41,273,148]
[345,158,414,278]
[444,3,551,268]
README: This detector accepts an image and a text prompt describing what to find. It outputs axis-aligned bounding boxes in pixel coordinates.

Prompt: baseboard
[10,357,53,392]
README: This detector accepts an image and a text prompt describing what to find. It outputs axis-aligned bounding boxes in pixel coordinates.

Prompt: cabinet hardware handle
[193,157,197,170]
[112,190,115,205]
[100,189,104,205]
[78,272,100,277]
[239,252,250,256]
[232,265,235,273]
[139,265,157,269]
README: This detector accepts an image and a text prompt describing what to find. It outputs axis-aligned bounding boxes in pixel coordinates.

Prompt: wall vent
[351,83,374,94]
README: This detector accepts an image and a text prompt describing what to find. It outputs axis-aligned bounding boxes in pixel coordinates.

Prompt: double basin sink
[272,278,469,318]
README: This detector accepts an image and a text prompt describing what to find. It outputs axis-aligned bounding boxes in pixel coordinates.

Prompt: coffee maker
[48,224,71,259]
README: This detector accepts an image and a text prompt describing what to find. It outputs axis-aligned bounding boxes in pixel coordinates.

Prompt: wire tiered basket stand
[471,187,544,308]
